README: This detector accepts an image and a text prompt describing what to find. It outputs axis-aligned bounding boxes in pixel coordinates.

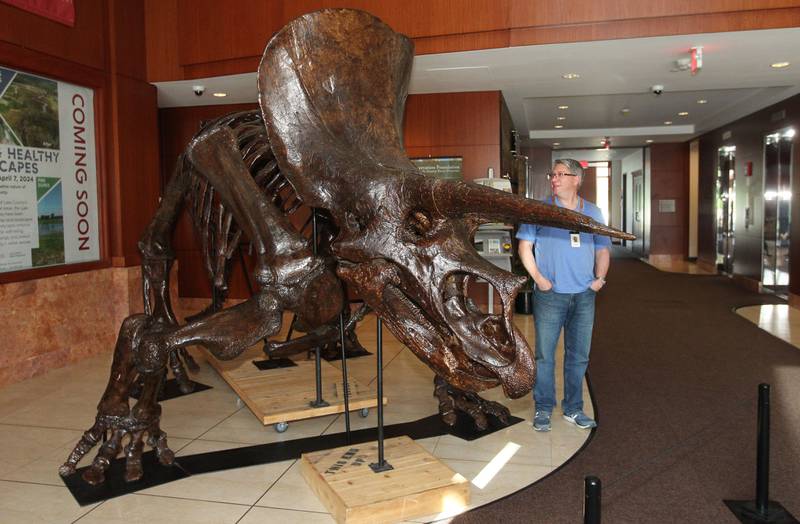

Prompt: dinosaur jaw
[337,260,534,398]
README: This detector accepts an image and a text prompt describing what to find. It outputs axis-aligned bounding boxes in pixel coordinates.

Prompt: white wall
[621,148,644,235]
[610,160,622,229]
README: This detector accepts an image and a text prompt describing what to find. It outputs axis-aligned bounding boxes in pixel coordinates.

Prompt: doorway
[716,147,736,273]
[762,129,795,296]
[631,170,645,256]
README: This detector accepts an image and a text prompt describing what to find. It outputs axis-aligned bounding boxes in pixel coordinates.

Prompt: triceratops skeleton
[60,9,632,485]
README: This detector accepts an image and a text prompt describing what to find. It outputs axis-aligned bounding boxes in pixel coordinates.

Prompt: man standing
[517,159,610,431]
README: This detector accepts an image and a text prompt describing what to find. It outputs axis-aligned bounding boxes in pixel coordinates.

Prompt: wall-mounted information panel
[410,156,462,180]
[0,65,99,273]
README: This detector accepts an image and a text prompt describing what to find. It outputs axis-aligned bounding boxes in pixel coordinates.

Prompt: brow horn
[417,177,635,240]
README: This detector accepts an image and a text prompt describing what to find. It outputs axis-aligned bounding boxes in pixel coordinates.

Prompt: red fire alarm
[746,161,753,177]
[579,160,589,168]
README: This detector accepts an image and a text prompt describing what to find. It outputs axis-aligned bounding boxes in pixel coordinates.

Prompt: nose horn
[422,179,635,241]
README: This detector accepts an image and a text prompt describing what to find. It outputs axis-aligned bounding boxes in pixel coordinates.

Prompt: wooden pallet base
[301,436,470,524]
[205,347,384,426]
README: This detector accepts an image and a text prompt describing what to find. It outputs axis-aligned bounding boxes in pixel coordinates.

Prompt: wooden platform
[205,347,385,425]
[301,436,470,524]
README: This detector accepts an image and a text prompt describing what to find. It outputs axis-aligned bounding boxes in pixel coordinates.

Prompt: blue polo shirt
[516,196,611,294]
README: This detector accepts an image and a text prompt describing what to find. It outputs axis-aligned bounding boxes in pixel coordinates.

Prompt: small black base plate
[724,500,799,523]
[252,358,297,370]
[369,460,394,473]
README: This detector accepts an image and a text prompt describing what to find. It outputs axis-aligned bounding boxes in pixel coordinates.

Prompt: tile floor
[0,312,595,523]
[737,304,800,351]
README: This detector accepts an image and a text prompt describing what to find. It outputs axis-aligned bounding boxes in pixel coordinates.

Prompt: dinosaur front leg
[433,375,511,430]
[59,314,150,478]
[62,292,284,485]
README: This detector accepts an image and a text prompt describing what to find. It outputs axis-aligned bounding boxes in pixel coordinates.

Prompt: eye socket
[408,210,433,237]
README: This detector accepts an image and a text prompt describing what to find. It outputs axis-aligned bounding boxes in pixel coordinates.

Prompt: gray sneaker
[563,411,597,429]
[533,410,552,431]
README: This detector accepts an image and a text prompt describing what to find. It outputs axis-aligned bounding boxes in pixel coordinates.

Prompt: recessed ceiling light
[561,73,580,80]
[771,62,790,69]
[554,124,564,129]
[212,92,227,97]
[557,116,566,121]
[664,121,673,125]
[678,111,689,116]
[621,108,630,113]
[646,139,654,143]
[697,99,708,104]
[553,142,560,146]
[558,105,569,110]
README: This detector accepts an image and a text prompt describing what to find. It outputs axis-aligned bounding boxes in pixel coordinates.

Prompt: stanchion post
[370,316,393,472]
[756,383,770,516]
[724,382,798,523]
[583,476,601,524]
[339,312,352,442]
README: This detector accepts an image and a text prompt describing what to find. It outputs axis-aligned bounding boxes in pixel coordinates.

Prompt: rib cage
[185,110,307,300]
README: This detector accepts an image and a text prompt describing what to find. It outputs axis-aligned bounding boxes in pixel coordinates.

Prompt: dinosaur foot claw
[434,377,511,431]
[61,416,174,485]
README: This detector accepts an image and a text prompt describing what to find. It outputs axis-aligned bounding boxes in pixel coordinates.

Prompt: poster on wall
[410,157,463,180]
[0,65,99,273]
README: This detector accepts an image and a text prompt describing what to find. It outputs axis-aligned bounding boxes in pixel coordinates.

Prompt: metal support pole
[583,476,601,524]
[308,346,328,407]
[308,209,329,408]
[339,312,351,442]
[756,383,770,516]
[370,317,393,472]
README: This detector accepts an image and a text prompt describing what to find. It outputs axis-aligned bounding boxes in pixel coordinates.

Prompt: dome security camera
[651,84,664,96]
[192,85,205,96]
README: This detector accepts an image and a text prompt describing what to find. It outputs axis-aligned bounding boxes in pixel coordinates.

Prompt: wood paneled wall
[144,0,800,82]
[404,91,501,183]
[649,143,690,256]
[0,0,160,281]
[698,93,800,293]
[160,91,505,297]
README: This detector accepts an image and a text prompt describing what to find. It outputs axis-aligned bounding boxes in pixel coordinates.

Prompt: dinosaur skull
[332,172,534,397]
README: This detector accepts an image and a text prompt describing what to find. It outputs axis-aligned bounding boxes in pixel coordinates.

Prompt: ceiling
[155,27,800,150]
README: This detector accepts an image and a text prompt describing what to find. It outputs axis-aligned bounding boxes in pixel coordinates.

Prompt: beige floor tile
[0,393,101,430]
[0,425,83,476]
[239,506,335,523]
[435,423,552,467]
[76,494,249,523]
[0,480,98,523]
[140,439,292,505]
[255,459,329,513]
[158,404,242,440]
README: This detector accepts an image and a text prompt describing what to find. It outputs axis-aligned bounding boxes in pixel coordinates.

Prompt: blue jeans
[533,287,596,414]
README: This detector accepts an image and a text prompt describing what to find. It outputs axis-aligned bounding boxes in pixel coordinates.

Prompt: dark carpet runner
[456,258,800,523]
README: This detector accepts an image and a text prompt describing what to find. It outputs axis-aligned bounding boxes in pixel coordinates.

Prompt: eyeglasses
[546,172,578,180]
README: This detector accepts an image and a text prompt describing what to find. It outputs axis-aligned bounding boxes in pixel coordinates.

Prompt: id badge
[570,231,581,248]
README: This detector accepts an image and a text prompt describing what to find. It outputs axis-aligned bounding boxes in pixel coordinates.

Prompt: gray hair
[553,158,584,179]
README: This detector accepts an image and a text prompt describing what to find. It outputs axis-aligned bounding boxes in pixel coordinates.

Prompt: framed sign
[410,156,463,181]
[0,65,99,273]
